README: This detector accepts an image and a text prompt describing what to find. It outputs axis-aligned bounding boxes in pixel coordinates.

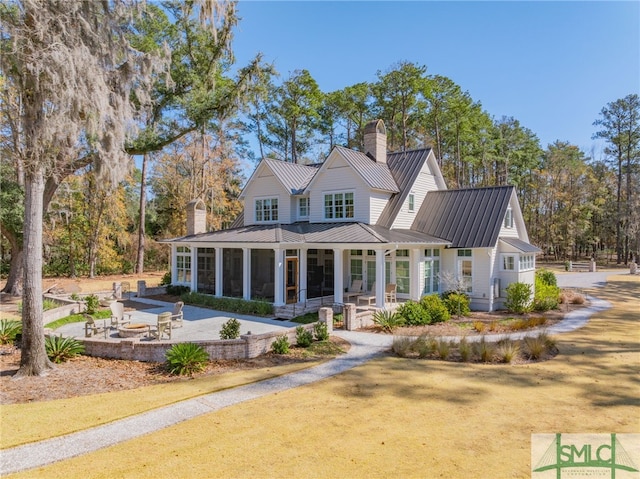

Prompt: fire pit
[118,323,149,338]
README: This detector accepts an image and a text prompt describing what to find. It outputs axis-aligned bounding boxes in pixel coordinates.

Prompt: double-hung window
[504,208,513,228]
[324,192,354,220]
[298,197,309,219]
[255,198,278,222]
[176,246,191,284]
[502,255,516,271]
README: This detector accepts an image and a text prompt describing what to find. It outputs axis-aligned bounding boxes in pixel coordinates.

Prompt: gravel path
[0,296,611,475]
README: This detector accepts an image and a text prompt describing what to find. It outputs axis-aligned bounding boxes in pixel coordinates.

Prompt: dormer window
[324,191,354,220]
[504,208,513,228]
[255,198,278,222]
[298,197,309,219]
[408,193,415,212]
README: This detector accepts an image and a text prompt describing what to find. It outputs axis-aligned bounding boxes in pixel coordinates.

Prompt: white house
[166,120,540,314]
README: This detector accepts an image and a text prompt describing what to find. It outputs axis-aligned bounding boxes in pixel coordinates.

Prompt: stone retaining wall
[81,308,334,362]
[343,303,375,330]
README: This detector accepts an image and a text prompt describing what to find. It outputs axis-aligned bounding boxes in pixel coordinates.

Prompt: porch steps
[274,297,335,320]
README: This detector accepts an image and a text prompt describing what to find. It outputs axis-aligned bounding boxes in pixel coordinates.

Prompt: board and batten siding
[392,167,441,229]
[243,170,290,226]
[308,156,371,223]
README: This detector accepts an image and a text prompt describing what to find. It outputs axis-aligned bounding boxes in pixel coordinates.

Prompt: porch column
[190,247,197,292]
[242,248,251,300]
[299,248,307,302]
[333,248,344,304]
[171,244,177,284]
[215,248,223,297]
[411,248,421,300]
[273,248,285,306]
[375,249,386,308]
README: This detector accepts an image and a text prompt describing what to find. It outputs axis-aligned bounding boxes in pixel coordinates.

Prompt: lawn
[5,274,639,479]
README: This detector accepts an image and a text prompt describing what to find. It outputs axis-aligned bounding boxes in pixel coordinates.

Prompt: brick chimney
[364,119,387,164]
[186,199,206,235]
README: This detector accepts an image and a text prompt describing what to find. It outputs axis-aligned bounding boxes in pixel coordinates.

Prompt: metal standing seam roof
[165,221,450,246]
[411,186,514,248]
[262,158,320,195]
[333,146,399,193]
[376,148,433,228]
[499,237,542,253]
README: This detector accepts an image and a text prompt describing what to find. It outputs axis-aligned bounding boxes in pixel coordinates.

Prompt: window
[396,259,410,294]
[299,197,309,218]
[350,258,363,283]
[423,249,440,294]
[519,254,535,271]
[457,250,472,293]
[408,193,415,212]
[396,249,409,257]
[324,192,354,219]
[502,255,516,271]
[504,208,513,228]
[176,246,191,284]
[255,198,278,222]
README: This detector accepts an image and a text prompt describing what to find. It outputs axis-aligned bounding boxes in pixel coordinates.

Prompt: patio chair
[357,282,376,306]
[385,283,397,303]
[344,279,363,302]
[109,302,132,329]
[149,312,172,340]
[84,314,108,338]
[170,301,184,328]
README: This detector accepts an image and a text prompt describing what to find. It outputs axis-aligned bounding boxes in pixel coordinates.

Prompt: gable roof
[304,146,399,194]
[376,148,433,228]
[240,158,319,198]
[411,186,514,248]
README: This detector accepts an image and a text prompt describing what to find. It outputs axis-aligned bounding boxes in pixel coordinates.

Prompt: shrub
[458,337,472,362]
[420,295,450,323]
[181,292,273,316]
[398,301,431,325]
[536,268,557,287]
[219,318,241,340]
[571,294,585,305]
[373,309,405,333]
[435,339,452,360]
[523,335,547,360]
[166,284,191,296]
[473,321,486,333]
[272,334,290,354]
[442,292,471,317]
[474,337,496,363]
[160,271,172,286]
[533,277,560,312]
[84,294,100,315]
[43,298,60,311]
[313,321,329,341]
[295,326,313,347]
[392,336,415,357]
[166,343,209,375]
[45,335,85,363]
[0,320,22,345]
[504,282,533,314]
[497,339,520,363]
[413,334,437,358]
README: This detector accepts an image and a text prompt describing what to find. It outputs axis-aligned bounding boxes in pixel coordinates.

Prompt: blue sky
[232,1,639,157]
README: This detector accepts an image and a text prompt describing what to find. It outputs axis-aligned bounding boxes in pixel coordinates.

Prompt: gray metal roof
[376,148,433,228]
[334,146,399,193]
[263,158,319,195]
[166,221,449,246]
[229,210,244,229]
[499,237,542,253]
[411,186,514,248]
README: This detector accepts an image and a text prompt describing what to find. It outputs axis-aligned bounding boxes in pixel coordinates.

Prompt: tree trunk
[135,153,147,274]
[15,167,54,377]
[1,236,23,296]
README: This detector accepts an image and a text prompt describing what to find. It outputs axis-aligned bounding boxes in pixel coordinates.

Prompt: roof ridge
[359,223,387,242]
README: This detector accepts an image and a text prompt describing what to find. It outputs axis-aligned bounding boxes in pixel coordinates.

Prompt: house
[165,120,540,313]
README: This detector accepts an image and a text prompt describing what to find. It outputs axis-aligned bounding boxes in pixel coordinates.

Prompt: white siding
[498,196,520,238]
[243,170,290,226]
[369,191,391,224]
[392,164,441,229]
[308,156,371,223]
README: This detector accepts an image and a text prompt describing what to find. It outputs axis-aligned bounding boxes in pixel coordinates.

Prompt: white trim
[323,190,355,221]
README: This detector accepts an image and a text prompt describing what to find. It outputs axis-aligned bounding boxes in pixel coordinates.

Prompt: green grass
[291,312,319,324]
[46,310,111,330]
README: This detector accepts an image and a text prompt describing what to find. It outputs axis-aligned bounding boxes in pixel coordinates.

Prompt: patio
[54,297,300,342]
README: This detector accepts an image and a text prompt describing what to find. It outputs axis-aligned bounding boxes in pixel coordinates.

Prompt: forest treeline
[1,2,638,294]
